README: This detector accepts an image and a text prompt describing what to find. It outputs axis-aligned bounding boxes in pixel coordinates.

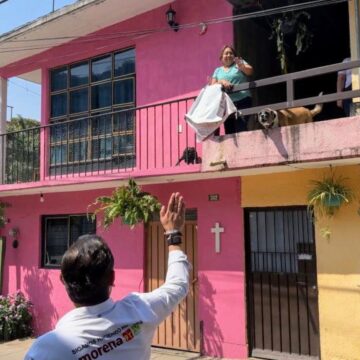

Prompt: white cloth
[24,250,189,360]
[185,84,237,141]
[338,57,352,89]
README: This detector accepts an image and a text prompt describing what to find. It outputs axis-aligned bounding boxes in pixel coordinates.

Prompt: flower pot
[324,194,342,208]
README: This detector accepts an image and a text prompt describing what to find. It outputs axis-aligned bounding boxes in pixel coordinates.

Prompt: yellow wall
[242,165,360,360]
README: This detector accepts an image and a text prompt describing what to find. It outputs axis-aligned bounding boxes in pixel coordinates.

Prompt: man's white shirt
[24,250,189,360]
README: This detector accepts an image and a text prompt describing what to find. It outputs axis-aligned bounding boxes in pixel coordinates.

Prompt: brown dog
[257,102,323,130]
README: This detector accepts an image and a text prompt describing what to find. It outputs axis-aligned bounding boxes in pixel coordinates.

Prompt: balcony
[0,60,359,193]
[0,96,200,189]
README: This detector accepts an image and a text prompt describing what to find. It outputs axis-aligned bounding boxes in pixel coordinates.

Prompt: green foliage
[270,11,313,74]
[307,172,354,219]
[6,115,40,132]
[0,291,33,341]
[0,201,10,228]
[89,179,161,229]
[6,116,40,183]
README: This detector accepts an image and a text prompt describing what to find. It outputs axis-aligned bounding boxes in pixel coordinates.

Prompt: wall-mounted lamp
[8,227,19,249]
[166,6,179,32]
[40,193,45,203]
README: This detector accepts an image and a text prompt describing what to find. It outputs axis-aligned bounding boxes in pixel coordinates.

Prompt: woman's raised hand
[160,192,185,232]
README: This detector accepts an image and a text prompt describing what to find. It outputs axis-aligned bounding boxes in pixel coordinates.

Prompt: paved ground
[0,338,228,360]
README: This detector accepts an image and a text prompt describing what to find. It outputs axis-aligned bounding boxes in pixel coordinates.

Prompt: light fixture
[8,227,19,249]
[166,5,179,32]
[40,193,45,203]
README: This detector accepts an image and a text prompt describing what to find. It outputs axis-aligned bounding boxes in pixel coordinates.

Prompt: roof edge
[0,0,106,41]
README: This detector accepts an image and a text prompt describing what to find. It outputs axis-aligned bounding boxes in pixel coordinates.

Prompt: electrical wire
[0,0,348,55]
[8,79,41,96]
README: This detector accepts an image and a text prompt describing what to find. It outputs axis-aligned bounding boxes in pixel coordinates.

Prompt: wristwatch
[165,230,182,246]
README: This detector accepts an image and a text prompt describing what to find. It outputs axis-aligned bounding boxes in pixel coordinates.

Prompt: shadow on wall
[199,274,224,357]
[23,267,58,334]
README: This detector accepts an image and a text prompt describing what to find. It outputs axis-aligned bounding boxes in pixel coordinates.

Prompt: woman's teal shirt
[212,63,251,102]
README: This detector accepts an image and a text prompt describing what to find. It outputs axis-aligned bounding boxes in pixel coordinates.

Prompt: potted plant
[0,201,10,228]
[88,179,161,229]
[269,11,313,73]
[307,171,354,218]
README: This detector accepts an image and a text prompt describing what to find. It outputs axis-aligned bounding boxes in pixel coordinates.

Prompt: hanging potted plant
[307,171,354,218]
[88,179,161,229]
[269,11,313,73]
[0,201,10,228]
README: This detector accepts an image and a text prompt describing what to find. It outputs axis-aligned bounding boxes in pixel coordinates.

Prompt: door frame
[145,216,199,352]
[0,237,6,294]
[244,206,321,360]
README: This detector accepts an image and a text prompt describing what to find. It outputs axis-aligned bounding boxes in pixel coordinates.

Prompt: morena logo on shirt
[76,322,142,360]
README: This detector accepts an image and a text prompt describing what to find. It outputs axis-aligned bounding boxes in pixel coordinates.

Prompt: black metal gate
[245,207,320,360]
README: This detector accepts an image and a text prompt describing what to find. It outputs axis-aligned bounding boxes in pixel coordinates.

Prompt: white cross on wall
[211,222,224,253]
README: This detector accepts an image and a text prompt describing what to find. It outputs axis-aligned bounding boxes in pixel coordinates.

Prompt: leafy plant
[0,291,33,341]
[89,179,161,229]
[269,11,313,73]
[307,172,354,219]
[0,201,10,228]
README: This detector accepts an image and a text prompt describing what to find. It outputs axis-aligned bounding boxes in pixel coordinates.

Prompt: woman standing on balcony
[211,45,253,134]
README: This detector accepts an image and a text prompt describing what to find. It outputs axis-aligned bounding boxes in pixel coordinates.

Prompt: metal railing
[0,126,40,184]
[232,59,360,116]
[1,60,359,185]
[0,96,198,184]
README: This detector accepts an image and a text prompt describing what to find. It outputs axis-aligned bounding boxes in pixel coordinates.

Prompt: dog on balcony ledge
[257,97,323,130]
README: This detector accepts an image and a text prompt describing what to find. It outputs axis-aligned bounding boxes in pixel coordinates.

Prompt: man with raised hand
[25,192,189,360]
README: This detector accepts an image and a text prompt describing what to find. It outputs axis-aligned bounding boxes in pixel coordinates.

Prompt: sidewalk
[0,338,226,360]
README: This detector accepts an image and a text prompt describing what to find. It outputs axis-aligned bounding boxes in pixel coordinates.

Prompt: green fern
[88,179,161,229]
[307,173,354,218]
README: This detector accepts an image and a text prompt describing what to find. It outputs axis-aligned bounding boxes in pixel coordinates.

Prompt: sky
[0,0,77,121]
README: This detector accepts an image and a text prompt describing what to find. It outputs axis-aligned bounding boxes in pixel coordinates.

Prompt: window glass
[68,118,88,139]
[114,79,134,105]
[92,114,112,136]
[50,144,67,165]
[51,93,67,118]
[45,217,68,266]
[70,88,89,113]
[51,67,68,92]
[49,49,135,171]
[43,215,96,267]
[91,83,111,109]
[113,110,134,132]
[70,62,89,87]
[91,55,112,82]
[68,141,87,162]
[113,134,134,154]
[114,49,135,77]
[92,138,112,159]
[70,216,95,244]
[50,123,68,142]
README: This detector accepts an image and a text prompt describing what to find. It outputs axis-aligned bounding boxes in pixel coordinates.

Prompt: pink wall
[202,115,360,172]
[2,189,145,334]
[0,0,233,107]
[2,177,248,359]
[148,178,247,358]
[0,0,233,187]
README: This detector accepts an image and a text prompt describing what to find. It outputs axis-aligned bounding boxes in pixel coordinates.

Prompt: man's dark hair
[61,234,114,306]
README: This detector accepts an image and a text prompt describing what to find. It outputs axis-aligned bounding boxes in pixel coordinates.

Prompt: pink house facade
[0,1,360,359]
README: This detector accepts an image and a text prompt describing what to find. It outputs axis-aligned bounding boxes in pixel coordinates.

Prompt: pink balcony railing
[0,95,199,184]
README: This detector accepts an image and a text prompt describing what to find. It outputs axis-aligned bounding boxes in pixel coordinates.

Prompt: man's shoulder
[25,331,66,360]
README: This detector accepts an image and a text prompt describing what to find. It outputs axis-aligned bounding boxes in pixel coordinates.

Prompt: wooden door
[146,219,199,352]
[245,207,320,360]
[0,237,5,293]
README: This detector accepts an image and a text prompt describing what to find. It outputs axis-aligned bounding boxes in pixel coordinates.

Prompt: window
[42,214,96,268]
[49,48,136,174]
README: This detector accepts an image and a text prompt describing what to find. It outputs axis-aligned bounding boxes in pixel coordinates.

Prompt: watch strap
[165,230,182,246]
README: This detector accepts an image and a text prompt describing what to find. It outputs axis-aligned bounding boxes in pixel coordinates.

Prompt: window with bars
[42,214,96,268]
[49,48,136,174]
